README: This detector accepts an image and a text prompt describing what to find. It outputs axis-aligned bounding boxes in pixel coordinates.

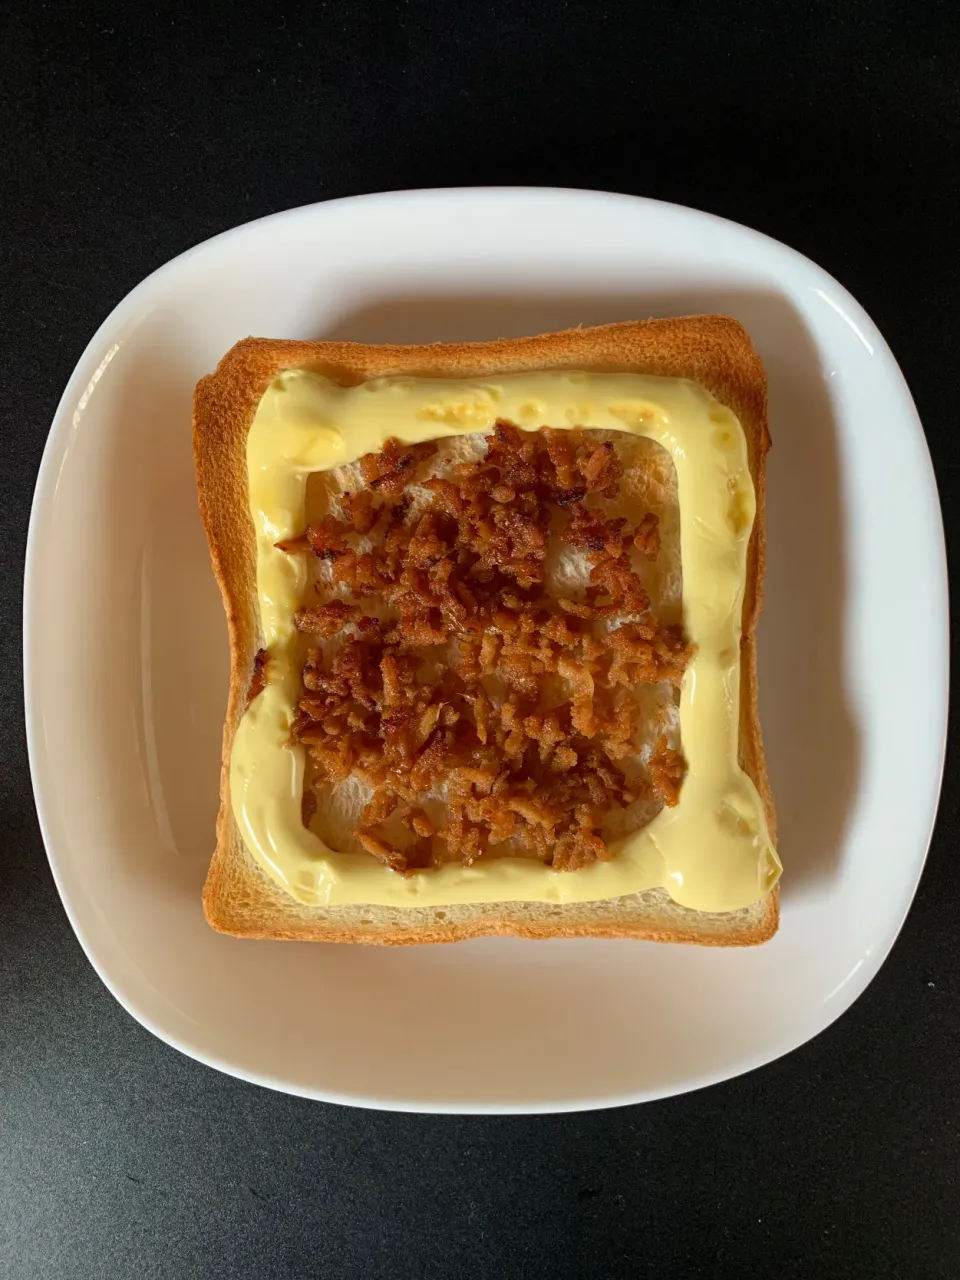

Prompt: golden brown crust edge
[193,317,778,945]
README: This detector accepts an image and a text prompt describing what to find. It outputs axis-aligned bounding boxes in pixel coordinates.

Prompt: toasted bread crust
[193,318,778,945]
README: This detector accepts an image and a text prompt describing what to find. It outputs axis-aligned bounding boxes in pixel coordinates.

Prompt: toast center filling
[292,426,686,872]
[230,370,780,911]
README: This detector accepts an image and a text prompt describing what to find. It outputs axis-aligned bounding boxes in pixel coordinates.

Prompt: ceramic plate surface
[25,189,947,1112]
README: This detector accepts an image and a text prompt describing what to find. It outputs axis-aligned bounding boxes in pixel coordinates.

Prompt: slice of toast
[193,317,778,945]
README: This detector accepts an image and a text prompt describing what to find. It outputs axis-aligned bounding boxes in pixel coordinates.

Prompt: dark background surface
[2,2,958,1277]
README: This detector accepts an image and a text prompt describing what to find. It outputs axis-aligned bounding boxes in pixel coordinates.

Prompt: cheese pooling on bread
[231,370,781,911]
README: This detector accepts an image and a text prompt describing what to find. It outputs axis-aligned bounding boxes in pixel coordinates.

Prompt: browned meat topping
[247,648,269,705]
[358,437,438,495]
[281,424,690,870]
[295,599,360,637]
[633,512,661,560]
[649,736,687,808]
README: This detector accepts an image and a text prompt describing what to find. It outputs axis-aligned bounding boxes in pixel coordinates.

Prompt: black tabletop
[3,3,959,1278]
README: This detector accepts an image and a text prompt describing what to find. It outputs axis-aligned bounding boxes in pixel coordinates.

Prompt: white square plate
[25,189,947,1112]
